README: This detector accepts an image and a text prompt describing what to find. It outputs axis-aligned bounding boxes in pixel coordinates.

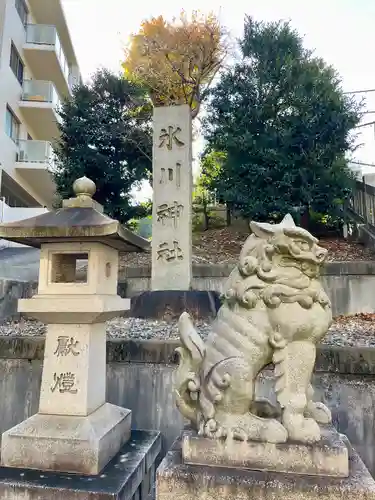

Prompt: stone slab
[157,435,375,500]
[0,430,161,500]
[18,294,130,323]
[3,336,375,377]
[1,403,131,475]
[182,425,349,477]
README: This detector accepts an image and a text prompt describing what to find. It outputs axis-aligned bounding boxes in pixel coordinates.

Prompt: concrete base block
[182,425,349,477]
[0,430,161,500]
[129,290,221,321]
[158,434,375,500]
[1,403,131,475]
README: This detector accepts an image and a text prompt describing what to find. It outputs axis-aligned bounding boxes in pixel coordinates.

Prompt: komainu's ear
[249,220,275,239]
[280,214,296,228]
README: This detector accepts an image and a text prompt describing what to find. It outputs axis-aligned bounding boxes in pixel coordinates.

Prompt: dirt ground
[120,226,375,268]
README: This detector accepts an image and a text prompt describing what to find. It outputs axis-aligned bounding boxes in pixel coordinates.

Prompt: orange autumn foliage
[123,11,229,118]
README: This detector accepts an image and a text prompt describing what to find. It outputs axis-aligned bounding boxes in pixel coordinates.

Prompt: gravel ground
[325,318,375,348]
[1,315,375,348]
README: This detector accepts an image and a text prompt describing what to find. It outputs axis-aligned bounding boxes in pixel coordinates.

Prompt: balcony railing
[17,140,54,168]
[22,80,61,109]
[25,24,69,82]
[0,199,48,224]
[68,73,80,92]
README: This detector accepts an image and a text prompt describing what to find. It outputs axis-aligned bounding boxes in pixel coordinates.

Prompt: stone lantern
[0,177,150,475]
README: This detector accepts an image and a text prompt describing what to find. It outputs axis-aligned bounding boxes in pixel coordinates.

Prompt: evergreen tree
[53,69,152,222]
[203,17,362,223]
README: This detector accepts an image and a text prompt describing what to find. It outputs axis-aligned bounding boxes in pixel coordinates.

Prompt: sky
[61,0,375,198]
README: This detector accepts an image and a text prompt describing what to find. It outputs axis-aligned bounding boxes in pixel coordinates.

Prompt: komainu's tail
[174,312,205,427]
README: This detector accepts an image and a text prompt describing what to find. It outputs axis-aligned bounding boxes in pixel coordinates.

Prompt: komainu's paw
[283,413,321,443]
[212,412,288,443]
[259,418,288,443]
[250,398,281,419]
[305,401,332,424]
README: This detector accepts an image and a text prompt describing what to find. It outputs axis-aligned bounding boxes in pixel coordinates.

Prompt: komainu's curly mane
[222,214,330,311]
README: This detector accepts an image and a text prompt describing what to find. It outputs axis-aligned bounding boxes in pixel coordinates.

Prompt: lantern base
[1,403,131,475]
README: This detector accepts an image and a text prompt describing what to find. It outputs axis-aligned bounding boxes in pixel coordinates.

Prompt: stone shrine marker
[152,105,192,290]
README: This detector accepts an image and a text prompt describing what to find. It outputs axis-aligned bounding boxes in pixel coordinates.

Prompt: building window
[5,107,20,143]
[15,0,28,26]
[10,43,24,85]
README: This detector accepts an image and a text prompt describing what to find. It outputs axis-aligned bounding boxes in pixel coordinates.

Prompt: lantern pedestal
[1,403,131,475]
[0,430,160,500]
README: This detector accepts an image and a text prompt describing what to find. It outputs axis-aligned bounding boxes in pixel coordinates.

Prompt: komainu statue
[175,214,332,444]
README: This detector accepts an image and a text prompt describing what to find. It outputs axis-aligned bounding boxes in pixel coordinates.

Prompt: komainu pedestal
[182,426,349,477]
[157,214,375,500]
[157,435,375,500]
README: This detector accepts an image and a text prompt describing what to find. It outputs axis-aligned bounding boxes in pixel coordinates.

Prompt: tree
[199,149,226,195]
[122,11,229,117]
[53,69,152,222]
[194,150,227,228]
[202,16,362,225]
[192,181,211,231]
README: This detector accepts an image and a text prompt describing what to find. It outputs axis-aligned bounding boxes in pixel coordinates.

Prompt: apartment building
[0,0,80,223]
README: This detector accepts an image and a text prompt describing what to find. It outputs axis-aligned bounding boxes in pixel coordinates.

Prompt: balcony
[15,140,56,204]
[23,24,71,98]
[27,0,80,81]
[0,199,48,249]
[0,201,48,223]
[19,80,61,141]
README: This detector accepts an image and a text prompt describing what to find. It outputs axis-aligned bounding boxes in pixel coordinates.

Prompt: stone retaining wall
[0,280,37,320]
[2,262,375,320]
[121,261,375,317]
[0,337,375,477]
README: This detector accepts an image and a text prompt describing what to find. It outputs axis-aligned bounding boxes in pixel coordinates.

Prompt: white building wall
[0,0,80,212]
[0,1,47,206]
[0,1,6,61]
[0,198,48,248]
[0,199,47,222]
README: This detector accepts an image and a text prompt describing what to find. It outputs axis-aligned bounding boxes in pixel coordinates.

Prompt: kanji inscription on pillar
[54,336,80,357]
[158,126,185,150]
[159,163,181,187]
[156,202,184,227]
[51,372,78,394]
[152,105,192,290]
[157,240,184,261]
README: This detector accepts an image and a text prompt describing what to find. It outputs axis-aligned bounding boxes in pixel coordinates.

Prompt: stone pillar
[152,104,192,291]
[0,242,132,475]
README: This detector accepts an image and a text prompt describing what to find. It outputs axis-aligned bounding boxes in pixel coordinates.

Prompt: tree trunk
[203,201,210,231]
[300,207,310,230]
[226,203,232,226]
